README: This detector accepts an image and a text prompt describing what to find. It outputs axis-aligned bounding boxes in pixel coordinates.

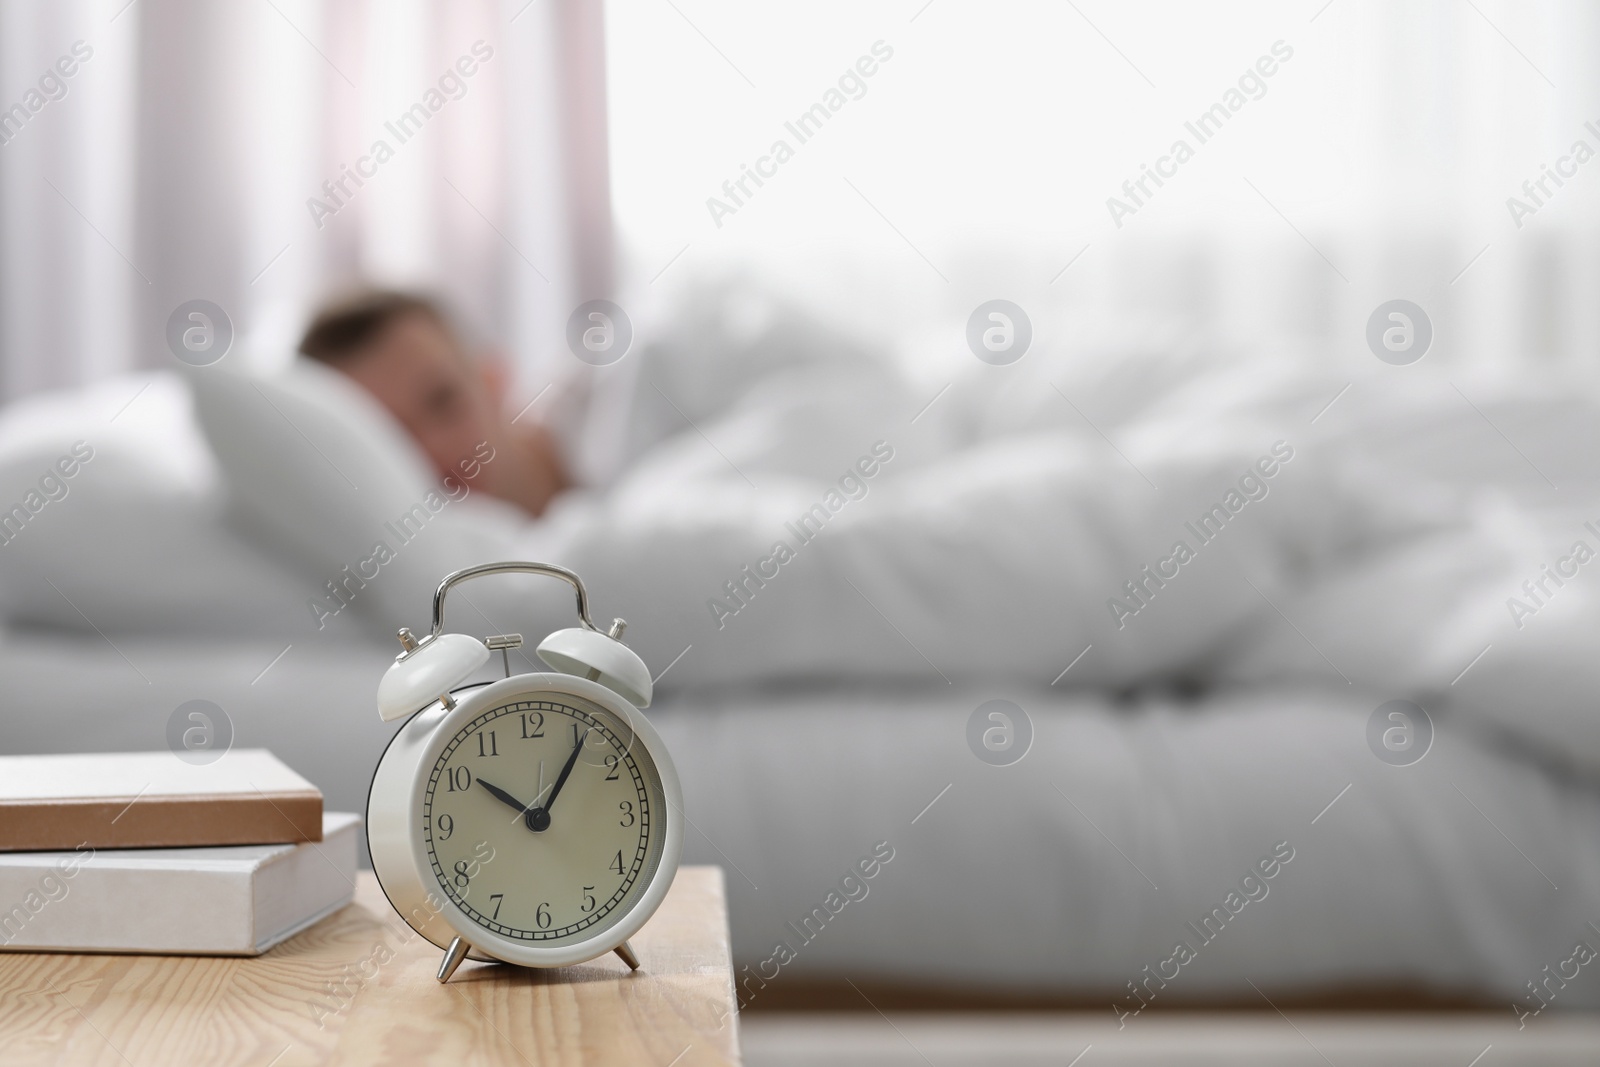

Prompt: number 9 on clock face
[423,694,666,947]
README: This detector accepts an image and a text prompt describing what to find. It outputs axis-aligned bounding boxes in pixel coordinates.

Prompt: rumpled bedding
[2,307,1597,775]
[527,352,1600,777]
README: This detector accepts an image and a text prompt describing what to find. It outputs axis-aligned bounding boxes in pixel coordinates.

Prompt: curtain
[603,0,1600,371]
[0,0,614,401]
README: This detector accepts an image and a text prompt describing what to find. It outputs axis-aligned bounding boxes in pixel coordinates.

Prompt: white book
[0,812,359,956]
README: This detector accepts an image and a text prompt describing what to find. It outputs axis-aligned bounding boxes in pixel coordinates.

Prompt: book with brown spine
[0,750,323,851]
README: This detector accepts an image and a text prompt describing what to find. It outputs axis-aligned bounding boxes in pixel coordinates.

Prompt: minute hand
[530,728,591,830]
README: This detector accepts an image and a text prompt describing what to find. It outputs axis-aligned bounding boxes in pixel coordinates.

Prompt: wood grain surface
[0,867,739,1066]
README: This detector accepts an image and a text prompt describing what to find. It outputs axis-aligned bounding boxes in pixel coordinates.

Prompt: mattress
[2,629,1597,1010]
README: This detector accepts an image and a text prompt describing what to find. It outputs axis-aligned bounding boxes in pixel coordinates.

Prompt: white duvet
[3,311,1598,776]
[532,354,1600,780]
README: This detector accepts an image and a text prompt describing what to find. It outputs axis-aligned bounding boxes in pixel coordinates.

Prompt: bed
[1,629,1596,1011]
[4,304,1600,1015]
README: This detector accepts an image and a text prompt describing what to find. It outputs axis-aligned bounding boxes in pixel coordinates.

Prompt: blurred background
[6,2,1600,1064]
[6,0,1600,400]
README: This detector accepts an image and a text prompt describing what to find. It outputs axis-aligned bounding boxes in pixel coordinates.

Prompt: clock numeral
[609,850,624,876]
[604,755,620,781]
[437,814,454,840]
[536,902,552,929]
[476,730,499,757]
[489,893,504,920]
[581,886,596,913]
[520,712,544,739]
[451,843,493,891]
[446,766,472,792]
[619,800,636,827]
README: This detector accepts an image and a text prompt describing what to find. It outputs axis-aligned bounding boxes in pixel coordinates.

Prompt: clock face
[421,692,665,948]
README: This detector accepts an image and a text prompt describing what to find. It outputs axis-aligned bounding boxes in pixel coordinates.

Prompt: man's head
[299,289,570,517]
[298,290,506,482]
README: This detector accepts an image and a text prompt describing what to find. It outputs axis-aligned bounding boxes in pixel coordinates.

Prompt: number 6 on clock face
[423,695,664,946]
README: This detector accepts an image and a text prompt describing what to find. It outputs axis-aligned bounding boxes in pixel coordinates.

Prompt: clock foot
[614,940,640,970]
[437,936,471,983]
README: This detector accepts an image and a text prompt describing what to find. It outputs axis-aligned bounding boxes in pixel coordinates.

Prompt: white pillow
[0,374,354,637]
[187,358,525,634]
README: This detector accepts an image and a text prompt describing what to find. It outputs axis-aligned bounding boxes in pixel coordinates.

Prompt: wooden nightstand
[0,866,739,1066]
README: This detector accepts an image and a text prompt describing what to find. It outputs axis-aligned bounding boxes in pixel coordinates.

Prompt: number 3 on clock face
[423,695,666,947]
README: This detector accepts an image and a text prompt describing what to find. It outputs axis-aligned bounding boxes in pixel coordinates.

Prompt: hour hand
[476,778,531,816]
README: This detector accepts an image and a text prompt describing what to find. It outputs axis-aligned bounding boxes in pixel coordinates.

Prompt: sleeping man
[287,287,1595,777]
[297,290,571,518]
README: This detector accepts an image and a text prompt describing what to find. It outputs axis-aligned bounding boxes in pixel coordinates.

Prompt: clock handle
[430,561,615,638]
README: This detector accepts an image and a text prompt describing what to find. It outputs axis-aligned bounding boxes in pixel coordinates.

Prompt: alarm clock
[366,561,683,983]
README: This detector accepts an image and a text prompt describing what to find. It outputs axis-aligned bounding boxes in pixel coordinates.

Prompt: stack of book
[0,750,358,955]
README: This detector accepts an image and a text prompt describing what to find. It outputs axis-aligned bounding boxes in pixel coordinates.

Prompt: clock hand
[476,778,538,824]
[526,728,591,832]
[543,728,591,814]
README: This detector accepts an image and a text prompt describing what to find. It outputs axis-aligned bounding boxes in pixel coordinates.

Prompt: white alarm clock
[366,562,683,983]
